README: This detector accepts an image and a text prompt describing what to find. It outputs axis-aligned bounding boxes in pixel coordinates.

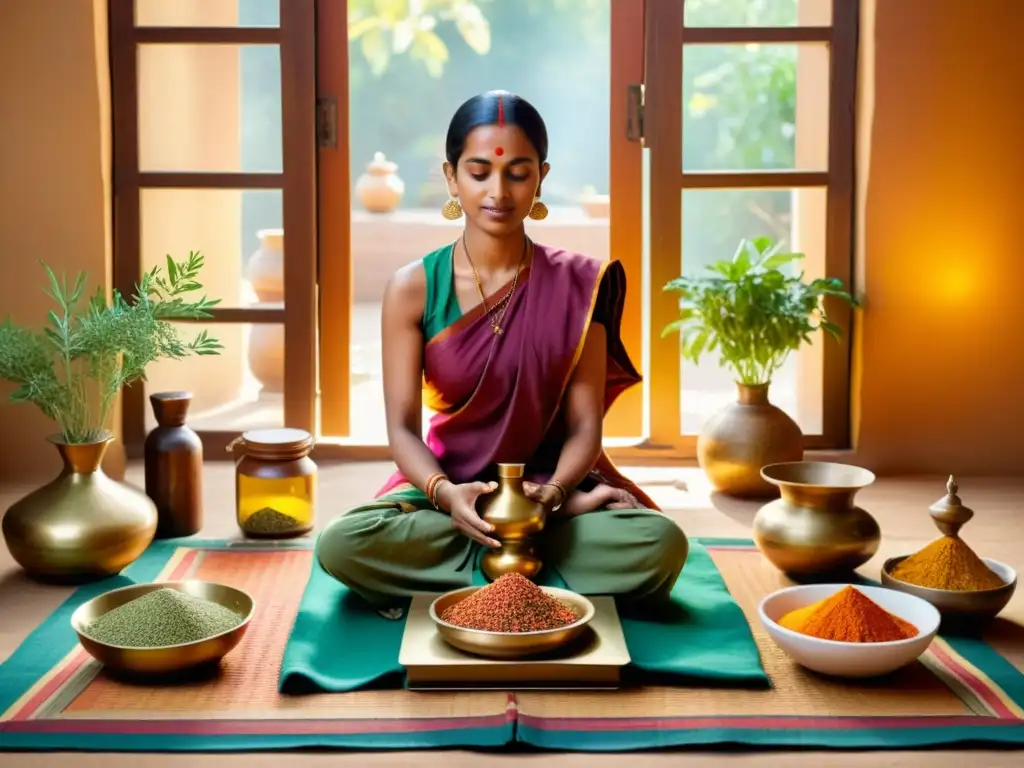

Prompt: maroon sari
[377,242,658,511]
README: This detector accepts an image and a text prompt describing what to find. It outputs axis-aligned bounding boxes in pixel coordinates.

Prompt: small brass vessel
[476,463,547,581]
[697,382,805,498]
[881,476,1017,621]
[753,461,881,576]
[2,434,158,581]
[429,585,595,660]
[71,580,255,675]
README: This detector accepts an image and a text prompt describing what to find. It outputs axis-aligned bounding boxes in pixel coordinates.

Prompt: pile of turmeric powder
[889,535,1004,592]
[780,585,918,643]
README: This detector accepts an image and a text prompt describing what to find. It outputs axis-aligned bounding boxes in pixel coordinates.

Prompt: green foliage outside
[238,0,810,273]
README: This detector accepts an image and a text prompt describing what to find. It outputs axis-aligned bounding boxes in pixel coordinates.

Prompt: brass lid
[929,475,974,537]
[497,463,525,478]
[238,428,314,461]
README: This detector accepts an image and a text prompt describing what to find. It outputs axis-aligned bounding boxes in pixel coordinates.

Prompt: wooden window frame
[109,0,318,458]
[314,0,648,455]
[626,0,859,463]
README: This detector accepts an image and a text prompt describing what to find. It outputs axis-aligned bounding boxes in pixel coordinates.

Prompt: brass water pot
[752,461,880,576]
[476,463,547,581]
[1,434,158,581]
[697,382,804,498]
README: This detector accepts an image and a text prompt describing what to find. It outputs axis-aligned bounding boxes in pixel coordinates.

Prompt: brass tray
[399,592,630,691]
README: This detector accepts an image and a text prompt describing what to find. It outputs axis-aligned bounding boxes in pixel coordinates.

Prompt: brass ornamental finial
[928,474,974,537]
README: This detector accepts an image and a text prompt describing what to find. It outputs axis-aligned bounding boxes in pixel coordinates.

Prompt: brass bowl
[881,557,1017,621]
[70,580,255,675]
[429,585,595,660]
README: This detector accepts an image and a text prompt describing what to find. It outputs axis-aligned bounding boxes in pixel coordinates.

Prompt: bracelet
[545,480,568,508]
[425,472,448,509]
[433,479,451,510]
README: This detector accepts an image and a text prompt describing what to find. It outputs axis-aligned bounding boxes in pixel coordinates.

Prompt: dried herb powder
[242,507,305,535]
[441,573,578,633]
[83,588,244,648]
[890,535,1004,591]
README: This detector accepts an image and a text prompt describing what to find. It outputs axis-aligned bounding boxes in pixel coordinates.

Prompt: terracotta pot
[247,228,284,303]
[355,152,405,213]
[697,382,804,497]
[247,317,284,393]
[579,193,610,219]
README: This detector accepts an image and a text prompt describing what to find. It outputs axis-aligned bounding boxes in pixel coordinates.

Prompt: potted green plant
[662,237,858,497]
[0,251,223,580]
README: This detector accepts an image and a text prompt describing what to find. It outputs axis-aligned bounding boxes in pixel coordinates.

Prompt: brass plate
[400,593,630,691]
[70,580,255,675]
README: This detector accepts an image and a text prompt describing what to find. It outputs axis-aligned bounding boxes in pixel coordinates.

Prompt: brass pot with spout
[476,463,547,581]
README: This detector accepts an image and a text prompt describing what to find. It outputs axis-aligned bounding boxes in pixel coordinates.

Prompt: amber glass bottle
[233,428,317,539]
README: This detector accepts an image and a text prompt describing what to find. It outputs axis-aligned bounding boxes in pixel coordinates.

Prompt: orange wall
[0,0,123,482]
[850,0,1024,475]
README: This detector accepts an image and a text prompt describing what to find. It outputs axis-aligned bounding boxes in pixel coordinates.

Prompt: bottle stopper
[928,475,974,537]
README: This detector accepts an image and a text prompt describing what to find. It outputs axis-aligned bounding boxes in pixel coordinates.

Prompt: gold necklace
[461,235,529,335]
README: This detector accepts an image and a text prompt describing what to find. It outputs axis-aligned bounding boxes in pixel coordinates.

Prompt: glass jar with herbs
[231,428,317,539]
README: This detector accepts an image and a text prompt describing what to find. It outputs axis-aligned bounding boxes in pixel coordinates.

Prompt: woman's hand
[526,481,641,517]
[436,481,501,548]
[523,481,565,510]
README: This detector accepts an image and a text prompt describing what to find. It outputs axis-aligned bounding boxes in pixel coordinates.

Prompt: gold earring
[441,196,463,220]
[529,197,549,221]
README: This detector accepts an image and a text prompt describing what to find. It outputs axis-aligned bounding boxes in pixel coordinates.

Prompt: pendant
[492,324,503,335]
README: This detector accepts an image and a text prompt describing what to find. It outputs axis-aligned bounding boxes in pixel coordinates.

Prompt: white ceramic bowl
[758,583,941,679]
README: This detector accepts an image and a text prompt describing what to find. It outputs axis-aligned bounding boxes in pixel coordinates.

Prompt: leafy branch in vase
[661,237,859,387]
[0,251,224,444]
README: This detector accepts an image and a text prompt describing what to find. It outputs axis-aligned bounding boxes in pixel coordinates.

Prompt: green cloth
[420,242,460,341]
[279,537,768,693]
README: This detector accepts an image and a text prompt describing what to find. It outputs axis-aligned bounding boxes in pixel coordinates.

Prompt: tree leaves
[450,1,491,55]
[347,0,492,77]
[410,29,449,78]
[0,252,223,443]
[661,237,858,386]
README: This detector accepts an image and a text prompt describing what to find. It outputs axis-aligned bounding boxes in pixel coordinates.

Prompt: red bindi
[494,147,504,156]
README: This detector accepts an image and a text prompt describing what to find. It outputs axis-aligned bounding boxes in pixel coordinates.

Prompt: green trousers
[315,500,689,610]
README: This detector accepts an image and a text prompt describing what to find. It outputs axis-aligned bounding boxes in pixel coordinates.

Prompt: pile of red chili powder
[441,573,579,633]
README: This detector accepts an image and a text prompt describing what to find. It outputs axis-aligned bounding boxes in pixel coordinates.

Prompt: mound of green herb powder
[242,507,306,535]
[83,588,244,648]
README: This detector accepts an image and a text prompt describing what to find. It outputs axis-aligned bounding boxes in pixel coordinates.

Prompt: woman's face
[444,124,550,237]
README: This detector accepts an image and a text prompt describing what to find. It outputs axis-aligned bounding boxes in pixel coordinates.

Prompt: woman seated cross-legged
[316,90,689,618]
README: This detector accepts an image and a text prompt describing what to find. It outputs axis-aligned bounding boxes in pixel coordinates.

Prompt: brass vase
[476,463,547,581]
[753,461,881,576]
[697,382,804,497]
[1,434,158,581]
